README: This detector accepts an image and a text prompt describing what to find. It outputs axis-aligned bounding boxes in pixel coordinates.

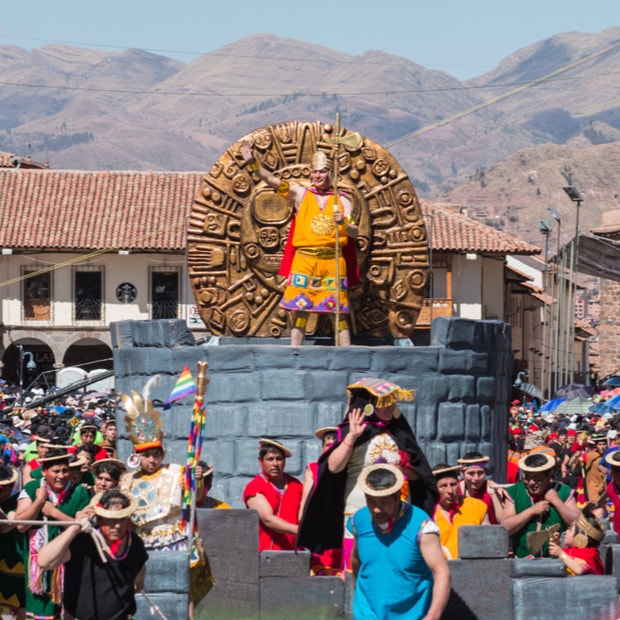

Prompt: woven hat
[357,463,404,497]
[588,432,608,445]
[90,491,138,519]
[259,438,291,458]
[0,466,18,486]
[79,423,98,434]
[605,450,620,468]
[314,426,338,441]
[432,464,460,479]
[457,455,490,469]
[39,448,72,465]
[68,456,89,469]
[518,452,556,472]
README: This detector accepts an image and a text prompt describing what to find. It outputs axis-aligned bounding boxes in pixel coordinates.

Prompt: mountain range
[2,29,620,246]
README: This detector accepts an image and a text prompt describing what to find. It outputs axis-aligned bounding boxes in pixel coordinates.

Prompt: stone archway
[188,120,429,340]
[2,338,56,390]
[63,338,113,373]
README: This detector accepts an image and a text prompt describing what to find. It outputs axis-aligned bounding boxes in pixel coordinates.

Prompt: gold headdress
[311,150,333,172]
[118,376,164,453]
[573,503,606,548]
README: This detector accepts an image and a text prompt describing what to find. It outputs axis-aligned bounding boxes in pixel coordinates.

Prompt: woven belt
[296,246,336,259]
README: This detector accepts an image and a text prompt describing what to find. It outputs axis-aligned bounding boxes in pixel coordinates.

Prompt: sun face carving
[188,121,429,339]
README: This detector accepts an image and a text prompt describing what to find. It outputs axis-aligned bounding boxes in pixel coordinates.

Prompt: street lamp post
[539,220,552,399]
[514,369,529,410]
[546,208,561,394]
[563,186,583,384]
[16,344,24,389]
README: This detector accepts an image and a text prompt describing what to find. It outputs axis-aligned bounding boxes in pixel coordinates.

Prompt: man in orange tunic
[240,141,359,346]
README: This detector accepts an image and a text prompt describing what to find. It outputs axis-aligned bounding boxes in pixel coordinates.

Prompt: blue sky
[1,0,619,80]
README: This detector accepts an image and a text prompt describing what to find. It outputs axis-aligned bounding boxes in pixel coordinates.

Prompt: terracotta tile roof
[422,202,540,255]
[0,170,540,256]
[0,169,203,251]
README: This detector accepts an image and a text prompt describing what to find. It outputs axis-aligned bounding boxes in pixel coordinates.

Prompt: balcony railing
[416,298,453,327]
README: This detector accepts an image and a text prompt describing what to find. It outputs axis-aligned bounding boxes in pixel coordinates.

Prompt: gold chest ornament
[310,212,335,237]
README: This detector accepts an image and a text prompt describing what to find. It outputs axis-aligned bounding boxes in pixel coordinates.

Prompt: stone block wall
[108,319,620,619]
[194,515,620,620]
[112,316,513,508]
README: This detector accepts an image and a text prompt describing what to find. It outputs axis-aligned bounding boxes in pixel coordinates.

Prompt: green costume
[507,480,573,557]
[0,492,25,610]
[16,480,90,619]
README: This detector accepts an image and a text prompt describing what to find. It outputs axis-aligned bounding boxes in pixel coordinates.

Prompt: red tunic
[563,546,604,575]
[243,473,303,552]
[607,479,620,537]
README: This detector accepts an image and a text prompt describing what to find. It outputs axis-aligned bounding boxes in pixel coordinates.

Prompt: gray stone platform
[110,318,620,619]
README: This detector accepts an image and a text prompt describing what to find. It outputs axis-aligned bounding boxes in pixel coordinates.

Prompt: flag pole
[185,361,209,545]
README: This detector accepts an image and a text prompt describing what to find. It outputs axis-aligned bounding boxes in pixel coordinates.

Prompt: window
[23,268,51,321]
[74,268,103,321]
[150,269,179,319]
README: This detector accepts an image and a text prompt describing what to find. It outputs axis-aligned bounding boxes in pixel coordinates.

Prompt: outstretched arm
[239,140,304,206]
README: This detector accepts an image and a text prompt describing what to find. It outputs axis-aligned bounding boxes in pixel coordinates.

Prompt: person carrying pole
[239,118,361,346]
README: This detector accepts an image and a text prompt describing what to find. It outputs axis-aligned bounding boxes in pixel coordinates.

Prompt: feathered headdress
[118,376,164,453]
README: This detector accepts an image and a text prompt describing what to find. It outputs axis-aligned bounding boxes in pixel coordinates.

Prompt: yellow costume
[280,189,350,314]
[434,496,488,559]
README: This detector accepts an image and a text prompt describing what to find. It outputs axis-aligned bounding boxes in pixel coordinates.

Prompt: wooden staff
[328,114,362,346]
[332,113,342,346]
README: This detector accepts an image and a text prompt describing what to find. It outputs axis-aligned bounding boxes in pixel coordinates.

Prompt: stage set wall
[112,316,513,493]
[112,316,515,618]
[112,318,620,619]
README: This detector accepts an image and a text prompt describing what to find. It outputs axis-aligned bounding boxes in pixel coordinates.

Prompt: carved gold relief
[188,121,429,339]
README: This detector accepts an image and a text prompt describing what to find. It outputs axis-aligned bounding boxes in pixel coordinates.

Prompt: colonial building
[1,164,559,390]
[590,210,620,378]
[0,167,208,386]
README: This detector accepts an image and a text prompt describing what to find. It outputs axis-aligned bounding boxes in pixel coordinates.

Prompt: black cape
[296,412,438,553]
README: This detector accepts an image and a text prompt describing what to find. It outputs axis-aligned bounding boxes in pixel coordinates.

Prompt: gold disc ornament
[188,121,430,339]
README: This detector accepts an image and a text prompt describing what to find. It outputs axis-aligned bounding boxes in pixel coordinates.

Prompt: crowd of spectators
[2,375,619,619]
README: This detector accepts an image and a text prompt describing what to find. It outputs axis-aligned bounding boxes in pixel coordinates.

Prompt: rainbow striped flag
[163,366,196,410]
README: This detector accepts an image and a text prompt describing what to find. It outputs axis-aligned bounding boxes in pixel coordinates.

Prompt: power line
[0,33,492,69]
[0,67,618,99]
[384,38,620,147]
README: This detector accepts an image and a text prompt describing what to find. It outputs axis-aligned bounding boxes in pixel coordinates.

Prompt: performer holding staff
[239,123,360,346]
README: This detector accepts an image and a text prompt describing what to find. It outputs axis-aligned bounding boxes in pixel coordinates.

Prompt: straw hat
[90,491,138,519]
[259,438,291,458]
[357,463,404,497]
[314,426,338,441]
